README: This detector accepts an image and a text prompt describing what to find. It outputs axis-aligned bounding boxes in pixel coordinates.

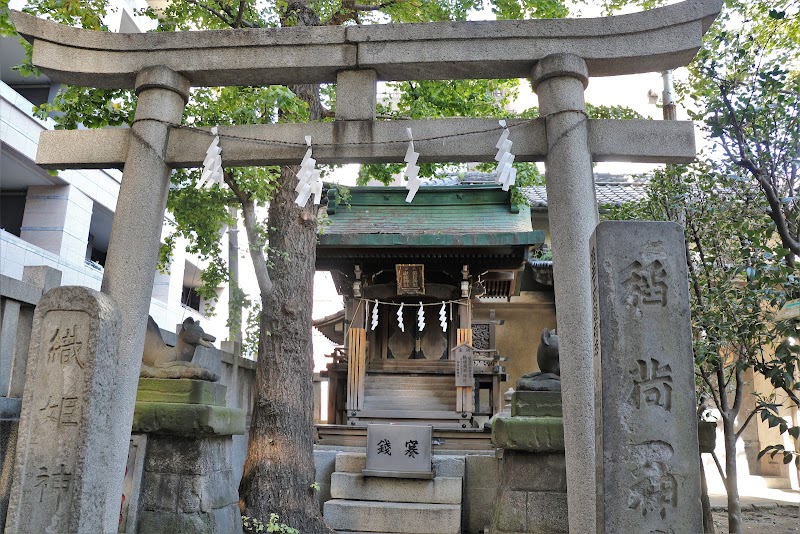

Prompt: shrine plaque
[453,344,475,387]
[396,264,425,295]
[364,424,433,479]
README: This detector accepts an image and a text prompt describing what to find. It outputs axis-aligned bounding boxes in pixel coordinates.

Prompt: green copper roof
[319,185,544,248]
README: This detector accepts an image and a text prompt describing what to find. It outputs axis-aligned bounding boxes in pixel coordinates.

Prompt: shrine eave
[317,231,544,248]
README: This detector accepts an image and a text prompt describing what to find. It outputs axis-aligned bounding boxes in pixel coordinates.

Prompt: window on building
[85,203,112,268]
[181,285,202,312]
[0,191,26,237]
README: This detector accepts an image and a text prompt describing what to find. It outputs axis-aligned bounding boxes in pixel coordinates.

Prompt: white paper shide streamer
[494,120,517,191]
[295,135,323,207]
[196,126,223,189]
[371,302,379,331]
[417,302,426,332]
[439,303,447,332]
[397,302,405,332]
[404,128,421,203]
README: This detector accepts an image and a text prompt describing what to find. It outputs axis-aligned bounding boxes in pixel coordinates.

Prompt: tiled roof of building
[319,185,544,247]
[521,183,648,209]
[434,171,649,209]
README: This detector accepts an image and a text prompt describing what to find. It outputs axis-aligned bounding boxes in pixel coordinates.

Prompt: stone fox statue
[516,328,561,391]
[141,316,219,381]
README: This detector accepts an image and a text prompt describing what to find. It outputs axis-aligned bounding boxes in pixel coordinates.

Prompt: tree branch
[711,451,726,483]
[720,85,800,259]
[326,0,397,25]
[735,406,761,440]
[223,170,273,299]
[700,369,722,412]
[185,0,234,26]
[234,0,247,28]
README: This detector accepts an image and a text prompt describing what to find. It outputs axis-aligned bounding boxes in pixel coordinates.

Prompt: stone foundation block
[503,451,567,492]
[137,504,240,534]
[491,416,564,451]
[335,452,466,477]
[133,402,245,437]
[144,436,226,475]
[314,448,338,508]
[511,391,562,417]
[464,454,500,533]
[433,455,465,478]
[525,491,567,533]
[137,378,227,406]
[492,490,568,534]
[331,472,462,504]
[138,435,241,533]
[324,499,461,534]
[493,489,526,532]
[335,452,366,473]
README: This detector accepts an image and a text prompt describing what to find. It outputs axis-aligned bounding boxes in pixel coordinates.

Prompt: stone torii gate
[9,0,722,531]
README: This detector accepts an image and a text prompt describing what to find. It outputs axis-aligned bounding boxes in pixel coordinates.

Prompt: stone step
[331,472,462,504]
[335,452,465,477]
[324,499,461,534]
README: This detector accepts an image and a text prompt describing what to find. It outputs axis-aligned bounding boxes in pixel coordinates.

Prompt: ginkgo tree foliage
[2,0,619,530]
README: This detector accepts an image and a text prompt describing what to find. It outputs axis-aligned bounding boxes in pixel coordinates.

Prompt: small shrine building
[314,182,561,445]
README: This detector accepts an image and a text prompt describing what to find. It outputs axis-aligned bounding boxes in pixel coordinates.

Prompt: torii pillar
[98,66,191,528]
[532,54,599,532]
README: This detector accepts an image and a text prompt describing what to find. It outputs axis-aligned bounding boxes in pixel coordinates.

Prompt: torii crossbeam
[7,1,723,533]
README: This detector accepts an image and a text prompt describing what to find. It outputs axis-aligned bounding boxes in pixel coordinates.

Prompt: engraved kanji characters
[626,442,677,520]
[623,260,668,307]
[630,358,673,411]
[39,396,80,426]
[48,325,84,368]
[34,464,72,503]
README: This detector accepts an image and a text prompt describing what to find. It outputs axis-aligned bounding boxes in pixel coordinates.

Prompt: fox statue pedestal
[131,378,245,534]
[489,391,567,534]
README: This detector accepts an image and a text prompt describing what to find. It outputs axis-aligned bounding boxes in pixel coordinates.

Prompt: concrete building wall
[0,81,231,344]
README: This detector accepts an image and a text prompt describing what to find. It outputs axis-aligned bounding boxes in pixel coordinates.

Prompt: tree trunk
[237,0,329,518]
[237,162,330,531]
[723,417,742,533]
[700,457,716,533]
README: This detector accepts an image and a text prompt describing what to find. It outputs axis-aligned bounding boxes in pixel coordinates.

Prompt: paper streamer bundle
[371,302,379,331]
[417,302,425,332]
[439,303,447,332]
[397,302,405,332]
[196,126,223,189]
[403,128,421,203]
[494,120,517,191]
[295,135,323,207]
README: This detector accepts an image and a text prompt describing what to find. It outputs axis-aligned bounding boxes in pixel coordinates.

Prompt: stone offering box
[364,424,433,479]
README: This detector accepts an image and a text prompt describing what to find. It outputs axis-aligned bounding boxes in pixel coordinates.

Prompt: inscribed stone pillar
[4,286,120,533]
[591,221,701,533]
[99,65,190,530]
[531,53,597,533]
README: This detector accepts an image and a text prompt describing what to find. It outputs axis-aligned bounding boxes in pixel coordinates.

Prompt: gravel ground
[711,504,799,533]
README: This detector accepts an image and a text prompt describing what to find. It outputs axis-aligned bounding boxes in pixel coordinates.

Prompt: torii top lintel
[12,0,721,90]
